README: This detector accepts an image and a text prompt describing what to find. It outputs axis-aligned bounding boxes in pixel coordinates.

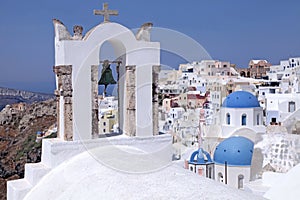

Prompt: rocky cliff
[0,87,54,111]
[0,99,56,200]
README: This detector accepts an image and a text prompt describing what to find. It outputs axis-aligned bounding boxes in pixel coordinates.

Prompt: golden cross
[94,3,118,23]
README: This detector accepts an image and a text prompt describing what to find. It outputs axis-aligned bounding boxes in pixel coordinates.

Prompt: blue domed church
[187,148,214,179]
[187,136,255,189]
[213,136,254,189]
[186,91,264,189]
[220,91,265,141]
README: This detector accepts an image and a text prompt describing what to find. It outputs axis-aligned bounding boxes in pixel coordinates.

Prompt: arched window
[256,114,260,125]
[238,174,244,189]
[226,113,230,125]
[208,167,212,179]
[241,114,247,126]
[218,172,224,183]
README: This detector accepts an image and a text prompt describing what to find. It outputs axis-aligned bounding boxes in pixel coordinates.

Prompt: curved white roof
[24,145,263,200]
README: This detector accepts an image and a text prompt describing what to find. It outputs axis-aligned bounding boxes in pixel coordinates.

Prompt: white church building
[213,136,254,189]
[220,91,266,141]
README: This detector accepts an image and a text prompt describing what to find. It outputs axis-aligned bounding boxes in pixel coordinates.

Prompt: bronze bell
[98,60,116,94]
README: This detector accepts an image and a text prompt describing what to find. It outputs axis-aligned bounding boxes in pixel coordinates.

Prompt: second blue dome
[222,91,260,108]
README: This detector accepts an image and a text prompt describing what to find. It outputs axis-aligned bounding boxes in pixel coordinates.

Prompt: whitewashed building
[207,78,228,112]
[265,93,300,125]
[267,57,300,81]
[168,107,185,119]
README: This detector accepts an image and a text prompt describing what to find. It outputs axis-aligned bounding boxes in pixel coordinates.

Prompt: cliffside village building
[238,59,271,79]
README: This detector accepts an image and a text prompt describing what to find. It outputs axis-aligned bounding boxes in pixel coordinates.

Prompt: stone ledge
[41,135,172,168]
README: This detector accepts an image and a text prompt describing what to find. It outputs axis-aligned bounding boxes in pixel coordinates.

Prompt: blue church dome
[213,136,254,166]
[189,148,213,164]
[222,91,260,108]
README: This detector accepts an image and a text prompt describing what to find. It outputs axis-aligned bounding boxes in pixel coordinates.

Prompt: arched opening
[226,113,230,125]
[247,71,250,77]
[241,114,247,126]
[256,114,260,125]
[99,41,118,96]
[240,71,246,77]
[96,40,126,136]
[218,172,224,183]
[238,174,244,189]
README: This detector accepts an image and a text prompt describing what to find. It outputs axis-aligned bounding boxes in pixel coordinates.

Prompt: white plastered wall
[215,164,251,189]
[220,107,265,140]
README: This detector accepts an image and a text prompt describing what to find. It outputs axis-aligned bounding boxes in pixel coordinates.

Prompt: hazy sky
[0,0,300,93]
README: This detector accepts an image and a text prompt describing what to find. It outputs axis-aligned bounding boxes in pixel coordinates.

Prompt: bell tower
[52,3,160,140]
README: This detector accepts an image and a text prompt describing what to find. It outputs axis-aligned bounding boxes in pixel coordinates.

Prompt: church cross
[94,3,118,23]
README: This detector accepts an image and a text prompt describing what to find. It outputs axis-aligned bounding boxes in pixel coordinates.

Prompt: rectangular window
[289,101,296,112]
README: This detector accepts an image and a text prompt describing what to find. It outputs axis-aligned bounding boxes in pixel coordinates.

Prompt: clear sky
[0,0,300,93]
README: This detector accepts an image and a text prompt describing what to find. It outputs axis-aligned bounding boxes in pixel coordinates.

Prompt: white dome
[24,145,263,200]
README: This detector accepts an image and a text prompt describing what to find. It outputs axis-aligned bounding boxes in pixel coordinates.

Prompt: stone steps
[7,178,32,200]
[24,163,51,186]
[7,162,51,200]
